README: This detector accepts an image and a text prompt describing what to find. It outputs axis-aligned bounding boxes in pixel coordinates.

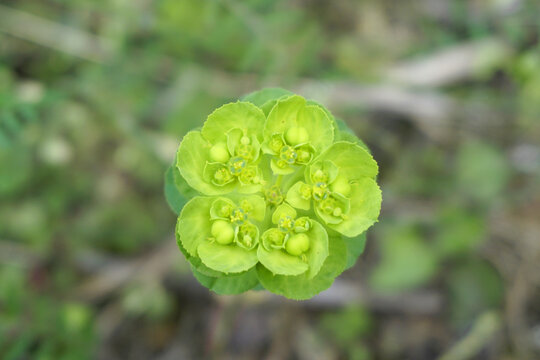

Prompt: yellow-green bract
[166,88,382,300]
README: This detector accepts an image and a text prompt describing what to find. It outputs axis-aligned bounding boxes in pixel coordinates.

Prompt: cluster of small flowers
[168,89,381,299]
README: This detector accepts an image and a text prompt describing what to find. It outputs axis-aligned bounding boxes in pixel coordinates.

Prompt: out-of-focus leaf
[447,260,504,330]
[434,207,486,257]
[319,306,372,346]
[0,145,32,196]
[370,223,438,292]
[456,140,511,203]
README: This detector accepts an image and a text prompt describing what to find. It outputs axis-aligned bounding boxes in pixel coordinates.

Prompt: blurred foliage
[371,222,439,292]
[0,267,96,360]
[319,306,373,360]
[0,0,539,358]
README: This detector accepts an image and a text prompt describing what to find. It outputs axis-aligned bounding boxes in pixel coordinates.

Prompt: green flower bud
[285,233,310,256]
[213,167,233,185]
[294,217,311,233]
[238,166,257,184]
[239,199,253,213]
[264,228,285,249]
[312,169,328,183]
[268,134,284,153]
[228,156,247,175]
[236,143,254,160]
[230,208,247,225]
[279,145,297,165]
[237,223,258,250]
[300,183,312,200]
[211,220,235,245]
[278,216,295,233]
[209,142,230,163]
[330,175,351,197]
[240,136,251,145]
[265,185,284,205]
[296,148,312,164]
[285,126,309,145]
[312,182,329,201]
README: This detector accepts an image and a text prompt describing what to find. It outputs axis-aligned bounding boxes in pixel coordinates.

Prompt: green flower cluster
[165,88,382,300]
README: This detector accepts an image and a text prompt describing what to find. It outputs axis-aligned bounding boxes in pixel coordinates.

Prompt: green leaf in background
[191,266,260,295]
[0,145,32,196]
[370,223,438,292]
[434,206,487,257]
[447,260,503,330]
[257,236,347,300]
[456,140,511,203]
[319,306,372,346]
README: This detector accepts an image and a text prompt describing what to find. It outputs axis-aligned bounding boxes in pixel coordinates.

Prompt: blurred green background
[1,0,540,359]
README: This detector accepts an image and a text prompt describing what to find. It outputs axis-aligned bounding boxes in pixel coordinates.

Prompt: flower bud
[240,136,251,145]
[267,229,285,247]
[265,185,284,205]
[211,220,234,245]
[269,135,284,153]
[237,223,258,250]
[296,149,312,164]
[213,168,233,185]
[312,169,328,183]
[285,233,310,256]
[209,142,230,163]
[229,157,246,175]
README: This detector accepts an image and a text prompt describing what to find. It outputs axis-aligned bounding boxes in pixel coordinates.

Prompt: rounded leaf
[312,142,378,181]
[257,245,309,276]
[198,241,258,274]
[177,131,225,195]
[265,95,334,152]
[303,220,329,278]
[328,178,382,237]
[272,203,297,224]
[176,196,214,257]
[257,236,347,300]
[192,267,260,295]
[286,181,311,210]
[202,102,265,145]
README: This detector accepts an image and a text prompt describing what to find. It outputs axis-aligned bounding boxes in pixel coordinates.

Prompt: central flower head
[173,91,382,300]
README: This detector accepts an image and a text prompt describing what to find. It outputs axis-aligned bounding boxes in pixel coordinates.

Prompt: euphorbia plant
[165,88,382,300]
